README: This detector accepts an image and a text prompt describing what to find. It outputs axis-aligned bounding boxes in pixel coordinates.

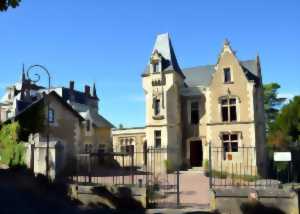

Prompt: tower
[142,33,185,169]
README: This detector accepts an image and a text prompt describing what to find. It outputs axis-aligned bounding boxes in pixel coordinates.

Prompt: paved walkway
[179,171,210,207]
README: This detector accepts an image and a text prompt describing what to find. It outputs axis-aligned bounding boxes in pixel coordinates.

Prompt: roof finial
[92,82,98,98]
[22,63,26,82]
[224,38,230,47]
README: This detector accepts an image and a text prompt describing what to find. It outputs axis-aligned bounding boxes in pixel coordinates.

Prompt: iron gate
[72,147,180,208]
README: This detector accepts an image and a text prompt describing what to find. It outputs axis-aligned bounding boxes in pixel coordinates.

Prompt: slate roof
[143,33,185,78]
[183,65,215,87]
[182,60,260,87]
[60,87,98,105]
[80,110,115,128]
[6,91,84,123]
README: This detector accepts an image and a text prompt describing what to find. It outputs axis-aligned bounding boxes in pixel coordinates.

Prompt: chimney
[84,85,91,96]
[69,81,75,90]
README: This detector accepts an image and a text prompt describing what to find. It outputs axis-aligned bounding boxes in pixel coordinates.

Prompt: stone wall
[24,133,64,179]
[210,188,299,214]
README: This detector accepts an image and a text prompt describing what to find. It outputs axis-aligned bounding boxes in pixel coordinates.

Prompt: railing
[209,145,279,188]
[70,147,180,208]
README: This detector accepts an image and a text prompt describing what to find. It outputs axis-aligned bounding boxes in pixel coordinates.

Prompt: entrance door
[190,141,203,167]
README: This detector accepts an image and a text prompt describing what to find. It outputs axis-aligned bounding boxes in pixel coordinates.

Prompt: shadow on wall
[211,202,286,214]
[240,202,285,214]
[0,166,145,214]
[91,186,145,213]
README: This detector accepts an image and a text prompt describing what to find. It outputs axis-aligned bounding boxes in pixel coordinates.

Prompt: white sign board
[274,152,291,162]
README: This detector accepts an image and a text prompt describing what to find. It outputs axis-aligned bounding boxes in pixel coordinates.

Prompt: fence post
[209,141,212,188]
[88,154,92,183]
[131,150,134,185]
[176,168,180,208]
[122,155,125,185]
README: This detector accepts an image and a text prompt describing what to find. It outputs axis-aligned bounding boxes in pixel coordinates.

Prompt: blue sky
[0,0,299,127]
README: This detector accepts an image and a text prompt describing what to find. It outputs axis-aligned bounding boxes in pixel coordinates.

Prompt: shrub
[0,122,25,167]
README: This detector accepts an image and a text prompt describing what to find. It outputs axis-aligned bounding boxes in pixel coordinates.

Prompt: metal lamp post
[26,64,51,178]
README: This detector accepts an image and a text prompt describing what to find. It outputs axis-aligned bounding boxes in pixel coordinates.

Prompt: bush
[0,122,25,167]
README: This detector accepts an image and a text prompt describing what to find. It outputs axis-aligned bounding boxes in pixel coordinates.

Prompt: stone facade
[112,33,266,174]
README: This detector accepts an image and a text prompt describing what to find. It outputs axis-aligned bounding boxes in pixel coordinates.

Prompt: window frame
[86,119,91,132]
[48,108,55,123]
[220,97,238,122]
[154,98,161,116]
[152,62,160,73]
[154,130,161,148]
[223,67,232,83]
[190,101,199,125]
[222,133,239,158]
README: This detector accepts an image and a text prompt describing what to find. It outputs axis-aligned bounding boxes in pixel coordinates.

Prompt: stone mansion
[112,33,266,173]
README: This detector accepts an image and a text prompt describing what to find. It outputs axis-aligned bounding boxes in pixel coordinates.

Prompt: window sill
[221,120,238,124]
[153,115,164,120]
[224,81,234,84]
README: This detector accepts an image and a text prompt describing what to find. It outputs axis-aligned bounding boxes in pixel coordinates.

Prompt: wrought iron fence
[209,145,279,188]
[70,147,180,208]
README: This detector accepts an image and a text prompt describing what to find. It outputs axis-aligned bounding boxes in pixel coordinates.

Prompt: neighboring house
[0,73,114,176]
[112,33,266,174]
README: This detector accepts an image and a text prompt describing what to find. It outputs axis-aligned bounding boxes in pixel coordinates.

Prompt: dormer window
[153,62,159,73]
[224,68,232,83]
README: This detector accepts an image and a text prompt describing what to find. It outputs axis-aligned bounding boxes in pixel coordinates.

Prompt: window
[121,144,134,155]
[224,68,232,83]
[190,101,199,124]
[153,63,159,73]
[222,133,238,153]
[48,109,54,123]
[86,120,91,132]
[221,97,237,122]
[85,144,92,153]
[6,110,10,120]
[154,130,161,148]
[154,99,160,115]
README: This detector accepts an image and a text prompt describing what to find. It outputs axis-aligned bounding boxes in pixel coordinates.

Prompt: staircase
[181,167,205,174]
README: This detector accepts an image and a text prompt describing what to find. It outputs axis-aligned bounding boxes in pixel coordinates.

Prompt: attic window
[48,109,55,123]
[224,68,232,83]
[152,62,159,73]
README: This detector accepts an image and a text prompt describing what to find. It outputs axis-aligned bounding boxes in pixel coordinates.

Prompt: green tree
[0,0,21,11]
[269,96,300,145]
[0,122,25,166]
[263,83,286,132]
[268,96,300,181]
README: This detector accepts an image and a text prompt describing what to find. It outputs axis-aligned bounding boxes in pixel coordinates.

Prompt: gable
[182,59,260,87]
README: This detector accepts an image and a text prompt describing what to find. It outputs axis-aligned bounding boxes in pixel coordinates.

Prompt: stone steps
[181,167,206,174]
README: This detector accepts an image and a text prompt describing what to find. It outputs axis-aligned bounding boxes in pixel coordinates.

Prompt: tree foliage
[267,96,300,181]
[18,101,45,141]
[0,0,21,11]
[263,83,286,131]
[0,122,25,166]
[268,96,300,147]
